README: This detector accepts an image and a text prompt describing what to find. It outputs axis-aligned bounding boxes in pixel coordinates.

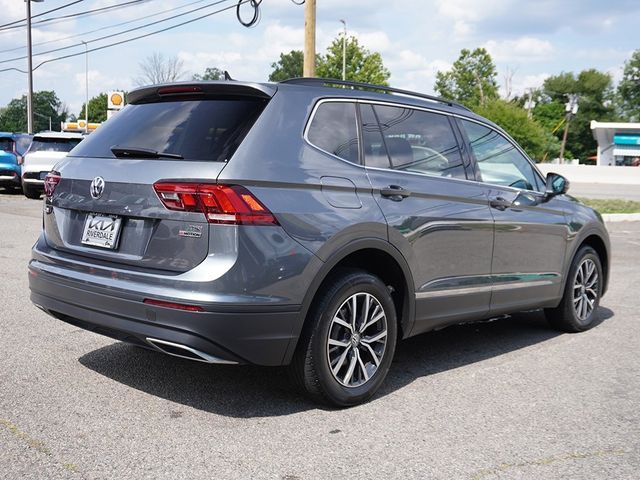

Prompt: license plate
[81,213,122,249]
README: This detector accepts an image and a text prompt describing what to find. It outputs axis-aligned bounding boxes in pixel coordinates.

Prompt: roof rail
[280,77,472,112]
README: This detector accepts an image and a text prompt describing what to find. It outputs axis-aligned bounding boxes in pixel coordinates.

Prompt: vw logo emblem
[90,176,105,199]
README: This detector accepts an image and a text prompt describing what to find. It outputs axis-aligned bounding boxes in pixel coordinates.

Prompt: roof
[33,131,84,140]
[591,120,640,144]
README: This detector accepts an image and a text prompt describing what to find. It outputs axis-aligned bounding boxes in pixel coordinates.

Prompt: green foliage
[193,67,224,81]
[267,37,390,85]
[316,36,390,85]
[78,93,109,123]
[577,198,640,214]
[268,50,305,82]
[541,69,617,160]
[434,48,499,107]
[618,49,640,121]
[0,90,68,133]
[474,99,552,160]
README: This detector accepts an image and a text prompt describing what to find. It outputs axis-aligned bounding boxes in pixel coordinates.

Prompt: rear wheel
[290,270,397,407]
[545,246,602,332]
[22,183,41,199]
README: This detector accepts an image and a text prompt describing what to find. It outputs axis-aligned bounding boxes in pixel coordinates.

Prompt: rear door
[360,102,495,334]
[44,85,272,273]
[457,118,568,313]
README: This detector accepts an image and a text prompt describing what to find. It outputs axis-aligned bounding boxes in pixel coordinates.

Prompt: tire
[545,246,603,333]
[290,269,398,407]
[22,183,41,199]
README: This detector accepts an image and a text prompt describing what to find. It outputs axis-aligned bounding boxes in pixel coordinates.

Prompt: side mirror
[544,172,569,199]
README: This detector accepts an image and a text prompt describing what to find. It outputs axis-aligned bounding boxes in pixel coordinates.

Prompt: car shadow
[78,307,614,418]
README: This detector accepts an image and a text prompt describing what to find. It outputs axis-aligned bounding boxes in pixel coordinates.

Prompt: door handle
[380,185,411,200]
[489,196,512,211]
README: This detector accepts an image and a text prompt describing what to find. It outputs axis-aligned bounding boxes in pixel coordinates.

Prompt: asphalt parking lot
[1,190,638,479]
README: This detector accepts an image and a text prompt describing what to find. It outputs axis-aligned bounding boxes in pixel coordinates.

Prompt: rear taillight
[44,172,61,197]
[153,183,278,226]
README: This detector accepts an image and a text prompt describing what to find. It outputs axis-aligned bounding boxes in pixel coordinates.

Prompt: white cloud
[484,37,554,63]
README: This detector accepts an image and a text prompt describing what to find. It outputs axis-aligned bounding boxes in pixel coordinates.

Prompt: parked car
[21,131,83,199]
[0,132,30,191]
[28,79,610,406]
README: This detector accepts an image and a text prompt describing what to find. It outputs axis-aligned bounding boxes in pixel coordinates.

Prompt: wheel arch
[578,233,609,295]
[282,238,415,364]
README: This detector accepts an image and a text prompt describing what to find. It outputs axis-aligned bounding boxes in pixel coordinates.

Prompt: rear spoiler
[128,81,277,104]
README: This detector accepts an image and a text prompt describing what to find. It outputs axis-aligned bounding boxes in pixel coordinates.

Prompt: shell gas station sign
[108,91,125,110]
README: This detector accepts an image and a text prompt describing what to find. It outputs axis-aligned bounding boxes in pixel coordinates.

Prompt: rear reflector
[44,172,61,197]
[153,182,278,226]
[143,298,204,312]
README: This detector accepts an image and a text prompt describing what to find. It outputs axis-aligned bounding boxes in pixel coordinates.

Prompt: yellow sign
[108,91,125,110]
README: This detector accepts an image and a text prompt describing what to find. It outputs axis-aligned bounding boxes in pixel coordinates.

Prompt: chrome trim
[416,273,560,299]
[145,338,238,365]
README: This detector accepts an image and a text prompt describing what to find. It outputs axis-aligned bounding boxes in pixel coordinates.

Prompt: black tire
[290,269,397,407]
[545,246,603,333]
[22,183,41,199]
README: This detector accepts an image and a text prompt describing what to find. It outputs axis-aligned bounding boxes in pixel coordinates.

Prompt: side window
[307,102,359,164]
[366,104,466,179]
[461,119,541,191]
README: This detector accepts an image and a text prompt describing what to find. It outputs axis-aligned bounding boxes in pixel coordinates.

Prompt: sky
[0,0,638,116]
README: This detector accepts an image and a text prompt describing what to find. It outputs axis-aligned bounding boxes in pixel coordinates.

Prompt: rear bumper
[0,162,20,186]
[29,257,303,366]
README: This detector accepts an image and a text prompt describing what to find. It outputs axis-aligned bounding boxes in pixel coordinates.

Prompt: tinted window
[365,105,465,178]
[0,138,14,152]
[29,137,82,153]
[308,102,359,163]
[361,104,390,169]
[462,120,540,191]
[14,135,33,155]
[70,99,266,161]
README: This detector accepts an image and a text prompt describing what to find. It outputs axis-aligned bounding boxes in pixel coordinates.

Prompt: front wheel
[290,270,397,407]
[545,246,603,332]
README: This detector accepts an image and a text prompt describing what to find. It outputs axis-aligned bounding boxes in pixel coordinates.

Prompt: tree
[540,69,617,160]
[193,67,224,81]
[618,49,640,121]
[475,99,556,160]
[78,93,109,123]
[316,36,390,85]
[134,52,185,86]
[434,48,499,107]
[0,90,68,132]
[268,50,304,82]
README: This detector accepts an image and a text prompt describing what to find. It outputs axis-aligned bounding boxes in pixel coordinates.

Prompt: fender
[562,221,611,297]
[280,237,416,364]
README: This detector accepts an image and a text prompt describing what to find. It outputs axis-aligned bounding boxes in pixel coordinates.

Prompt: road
[568,183,640,201]
[1,191,639,479]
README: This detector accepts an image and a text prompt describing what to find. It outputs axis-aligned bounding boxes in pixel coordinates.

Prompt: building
[591,121,640,166]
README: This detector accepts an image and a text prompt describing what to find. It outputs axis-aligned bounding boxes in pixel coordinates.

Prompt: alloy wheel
[573,258,599,323]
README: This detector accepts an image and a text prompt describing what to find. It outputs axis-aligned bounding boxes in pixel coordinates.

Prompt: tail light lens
[44,172,61,197]
[153,182,278,226]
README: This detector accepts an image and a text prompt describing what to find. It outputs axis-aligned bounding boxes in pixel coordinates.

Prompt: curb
[602,213,640,222]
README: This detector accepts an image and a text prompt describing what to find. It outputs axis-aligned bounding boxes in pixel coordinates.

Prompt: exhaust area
[145,338,238,364]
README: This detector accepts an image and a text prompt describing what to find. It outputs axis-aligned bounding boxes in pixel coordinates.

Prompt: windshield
[14,135,33,155]
[0,138,14,152]
[29,137,82,153]
[69,98,267,162]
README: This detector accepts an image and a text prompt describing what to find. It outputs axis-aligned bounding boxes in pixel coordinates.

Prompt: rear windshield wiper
[110,146,183,159]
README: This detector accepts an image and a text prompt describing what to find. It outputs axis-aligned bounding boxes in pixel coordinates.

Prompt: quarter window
[461,119,540,191]
[363,104,466,179]
[308,102,359,163]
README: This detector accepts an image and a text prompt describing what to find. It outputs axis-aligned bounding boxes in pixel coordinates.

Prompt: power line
[0,0,231,64]
[0,0,84,30]
[0,0,253,74]
[0,0,210,54]
[0,0,149,34]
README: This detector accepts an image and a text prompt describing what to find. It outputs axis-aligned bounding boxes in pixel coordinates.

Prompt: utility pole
[26,1,44,134]
[303,0,316,77]
[82,40,89,133]
[340,19,347,81]
[559,94,579,164]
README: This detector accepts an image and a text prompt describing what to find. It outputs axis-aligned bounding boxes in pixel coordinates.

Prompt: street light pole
[26,0,44,134]
[81,40,89,133]
[340,19,347,81]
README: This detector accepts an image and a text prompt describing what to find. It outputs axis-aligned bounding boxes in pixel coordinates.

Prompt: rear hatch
[43,82,275,273]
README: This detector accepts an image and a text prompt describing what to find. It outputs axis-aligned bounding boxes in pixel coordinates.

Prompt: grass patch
[577,198,640,214]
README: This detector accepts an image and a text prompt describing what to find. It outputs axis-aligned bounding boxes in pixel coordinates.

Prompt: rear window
[29,137,82,153]
[0,138,14,152]
[14,135,33,155]
[69,99,266,162]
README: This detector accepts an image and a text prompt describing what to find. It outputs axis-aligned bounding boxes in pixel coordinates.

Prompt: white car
[22,132,83,199]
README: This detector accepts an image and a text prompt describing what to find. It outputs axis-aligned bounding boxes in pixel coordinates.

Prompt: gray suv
[29,78,610,406]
